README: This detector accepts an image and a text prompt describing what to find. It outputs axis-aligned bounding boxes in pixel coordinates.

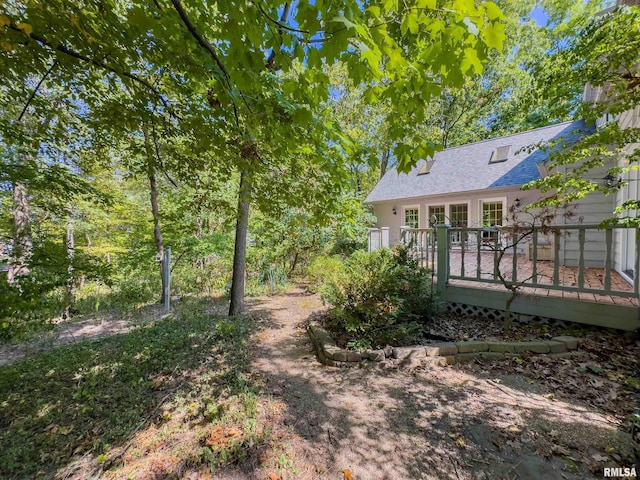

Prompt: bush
[305,255,344,293]
[320,245,439,349]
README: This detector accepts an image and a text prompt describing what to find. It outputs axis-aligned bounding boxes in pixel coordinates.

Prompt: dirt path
[0,305,172,367]
[241,289,633,480]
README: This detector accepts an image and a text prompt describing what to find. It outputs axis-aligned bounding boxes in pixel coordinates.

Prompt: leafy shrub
[305,255,344,293]
[320,245,439,349]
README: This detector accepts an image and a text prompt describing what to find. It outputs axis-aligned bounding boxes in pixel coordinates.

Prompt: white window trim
[479,197,507,227]
[426,203,446,226]
[402,204,421,229]
[424,201,471,227]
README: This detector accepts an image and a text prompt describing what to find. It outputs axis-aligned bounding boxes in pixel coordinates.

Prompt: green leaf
[407,12,420,35]
[383,0,398,14]
[292,108,312,124]
[481,1,504,20]
[416,0,437,9]
[461,47,483,74]
[482,21,506,51]
[453,0,476,16]
[367,5,381,17]
[332,14,356,30]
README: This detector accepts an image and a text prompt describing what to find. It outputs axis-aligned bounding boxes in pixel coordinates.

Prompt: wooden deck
[427,250,638,308]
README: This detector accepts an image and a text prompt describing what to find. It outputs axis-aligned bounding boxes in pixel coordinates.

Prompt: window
[481,201,504,242]
[428,205,445,225]
[449,204,468,227]
[404,207,419,228]
[449,203,468,244]
[482,202,503,227]
[489,145,510,163]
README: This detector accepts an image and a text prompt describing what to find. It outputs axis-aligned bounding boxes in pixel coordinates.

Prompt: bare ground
[218,288,636,480]
[0,304,172,367]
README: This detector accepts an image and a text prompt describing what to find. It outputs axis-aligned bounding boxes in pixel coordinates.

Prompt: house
[364,119,624,267]
[363,1,639,329]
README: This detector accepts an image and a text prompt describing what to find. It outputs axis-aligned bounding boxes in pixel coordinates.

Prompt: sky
[530,6,550,26]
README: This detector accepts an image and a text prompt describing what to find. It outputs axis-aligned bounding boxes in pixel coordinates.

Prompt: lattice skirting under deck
[445,301,570,327]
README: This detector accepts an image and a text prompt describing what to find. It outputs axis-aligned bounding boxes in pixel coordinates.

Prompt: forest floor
[221,288,639,480]
[0,288,638,480]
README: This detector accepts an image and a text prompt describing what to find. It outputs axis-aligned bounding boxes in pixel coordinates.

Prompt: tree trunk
[79,232,91,289]
[196,216,204,270]
[64,206,75,319]
[379,148,390,179]
[148,164,166,304]
[229,169,252,316]
[7,173,32,284]
[503,290,517,332]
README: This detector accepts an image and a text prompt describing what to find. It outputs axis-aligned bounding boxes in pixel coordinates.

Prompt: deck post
[436,224,449,296]
[400,226,408,246]
[164,246,171,312]
[381,227,389,249]
[367,228,379,252]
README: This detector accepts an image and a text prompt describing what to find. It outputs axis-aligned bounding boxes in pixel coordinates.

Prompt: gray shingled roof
[365,120,590,204]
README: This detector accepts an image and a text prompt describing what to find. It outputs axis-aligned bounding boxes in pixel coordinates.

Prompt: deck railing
[369,225,640,298]
[396,224,640,299]
[368,227,390,251]
[400,227,436,268]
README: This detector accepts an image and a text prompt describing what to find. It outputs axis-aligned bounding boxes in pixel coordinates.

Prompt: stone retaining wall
[308,323,580,368]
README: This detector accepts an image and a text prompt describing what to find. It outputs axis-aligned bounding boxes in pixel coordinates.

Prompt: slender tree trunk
[380,148,390,180]
[196,216,204,270]
[8,172,32,284]
[148,164,166,304]
[229,169,252,316]
[79,232,91,289]
[64,206,75,319]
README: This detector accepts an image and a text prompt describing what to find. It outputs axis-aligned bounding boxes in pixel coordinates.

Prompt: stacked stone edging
[307,323,580,368]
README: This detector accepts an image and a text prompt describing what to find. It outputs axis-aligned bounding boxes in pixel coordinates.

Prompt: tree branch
[169,0,230,79]
[17,60,58,122]
[150,119,179,188]
[266,2,291,70]
[257,1,307,34]
[11,25,170,109]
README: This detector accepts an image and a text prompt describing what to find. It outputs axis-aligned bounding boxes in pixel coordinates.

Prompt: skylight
[489,145,510,163]
[418,160,434,175]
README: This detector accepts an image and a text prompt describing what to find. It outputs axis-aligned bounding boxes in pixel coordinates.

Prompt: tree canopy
[525,3,640,224]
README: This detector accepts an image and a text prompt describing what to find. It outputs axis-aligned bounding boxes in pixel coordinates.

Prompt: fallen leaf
[343,469,353,480]
[551,444,571,456]
[267,473,281,480]
[592,453,608,462]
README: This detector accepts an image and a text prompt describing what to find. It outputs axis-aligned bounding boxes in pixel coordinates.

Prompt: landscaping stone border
[307,323,580,368]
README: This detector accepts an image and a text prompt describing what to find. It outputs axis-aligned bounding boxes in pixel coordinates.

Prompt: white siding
[614,106,640,276]
[371,186,539,246]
